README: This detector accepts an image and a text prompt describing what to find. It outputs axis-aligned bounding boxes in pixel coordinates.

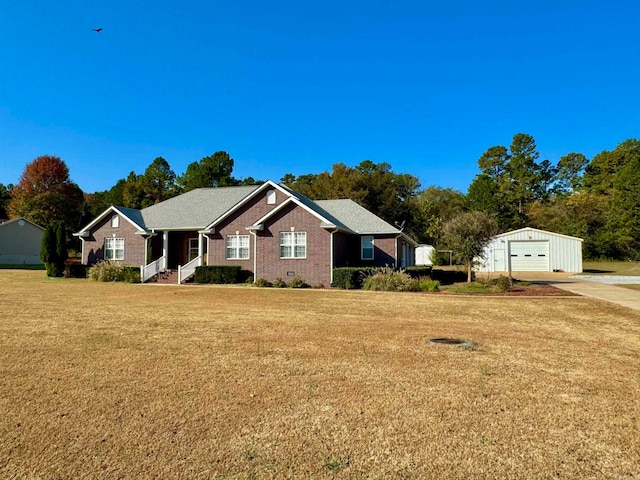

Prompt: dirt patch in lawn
[1,270,639,479]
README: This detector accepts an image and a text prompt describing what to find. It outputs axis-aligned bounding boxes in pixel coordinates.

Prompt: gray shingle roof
[314,199,402,235]
[83,182,409,240]
[139,185,261,230]
[114,207,146,230]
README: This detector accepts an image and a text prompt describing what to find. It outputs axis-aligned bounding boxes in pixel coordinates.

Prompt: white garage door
[509,241,549,271]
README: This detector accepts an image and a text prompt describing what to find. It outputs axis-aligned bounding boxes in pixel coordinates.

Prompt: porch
[141,230,209,284]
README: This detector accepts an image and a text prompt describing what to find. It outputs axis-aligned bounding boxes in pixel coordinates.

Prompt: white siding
[477,228,583,273]
[415,244,435,266]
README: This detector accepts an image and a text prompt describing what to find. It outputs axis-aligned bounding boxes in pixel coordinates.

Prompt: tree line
[1,135,638,261]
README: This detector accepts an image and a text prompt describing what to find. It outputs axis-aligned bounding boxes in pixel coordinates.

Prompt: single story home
[476,227,583,273]
[75,181,417,286]
[0,218,45,265]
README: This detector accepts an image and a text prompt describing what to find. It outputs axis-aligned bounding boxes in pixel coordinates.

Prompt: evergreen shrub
[194,265,241,284]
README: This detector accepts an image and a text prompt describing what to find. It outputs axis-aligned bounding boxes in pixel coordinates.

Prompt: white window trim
[361,235,374,260]
[266,190,276,205]
[188,238,199,262]
[105,237,124,261]
[280,231,307,259]
[226,234,250,260]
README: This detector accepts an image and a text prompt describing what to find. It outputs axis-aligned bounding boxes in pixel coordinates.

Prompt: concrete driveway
[508,271,640,312]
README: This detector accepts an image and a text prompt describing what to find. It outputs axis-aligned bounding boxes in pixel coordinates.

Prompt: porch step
[149,269,178,284]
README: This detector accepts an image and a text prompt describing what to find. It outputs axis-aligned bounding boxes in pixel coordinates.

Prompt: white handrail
[142,256,166,283]
[178,255,202,284]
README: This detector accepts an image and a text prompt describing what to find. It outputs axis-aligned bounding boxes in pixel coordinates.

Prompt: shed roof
[0,218,45,231]
[496,227,583,242]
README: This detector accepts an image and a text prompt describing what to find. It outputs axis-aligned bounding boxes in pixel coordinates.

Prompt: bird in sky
[93,28,102,32]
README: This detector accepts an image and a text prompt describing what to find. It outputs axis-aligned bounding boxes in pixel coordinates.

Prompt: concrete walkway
[510,271,640,312]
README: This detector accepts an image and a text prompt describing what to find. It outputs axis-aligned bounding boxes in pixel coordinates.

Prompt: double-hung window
[226,234,250,260]
[280,232,306,259]
[361,236,374,260]
[105,237,124,261]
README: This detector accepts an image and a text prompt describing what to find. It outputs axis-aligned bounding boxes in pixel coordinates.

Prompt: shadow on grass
[0,264,46,270]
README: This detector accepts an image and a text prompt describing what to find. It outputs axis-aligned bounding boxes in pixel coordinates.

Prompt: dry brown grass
[1,270,639,479]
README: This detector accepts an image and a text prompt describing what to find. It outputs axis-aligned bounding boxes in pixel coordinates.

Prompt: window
[226,235,250,259]
[280,231,306,258]
[266,190,276,205]
[188,238,199,262]
[111,215,119,228]
[105,238,124,260]
[361,236,374,260]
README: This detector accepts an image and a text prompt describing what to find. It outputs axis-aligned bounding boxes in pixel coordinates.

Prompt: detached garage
[477,227,583,273]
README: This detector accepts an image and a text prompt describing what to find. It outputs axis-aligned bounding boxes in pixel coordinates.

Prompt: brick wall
[256,202,332,287]
[207,187,286,268]
[82,212,147,267]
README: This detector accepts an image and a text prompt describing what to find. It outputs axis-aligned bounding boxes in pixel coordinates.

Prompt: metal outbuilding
[477,227,583,273]
[415,244,435,266]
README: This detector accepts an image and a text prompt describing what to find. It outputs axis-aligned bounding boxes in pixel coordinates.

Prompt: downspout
[79,237,85,264]
[394,236,399,269]
[330,229,338,285]
[250,230,258,283]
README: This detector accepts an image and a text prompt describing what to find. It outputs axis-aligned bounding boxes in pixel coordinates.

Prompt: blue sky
[1,0,638,194]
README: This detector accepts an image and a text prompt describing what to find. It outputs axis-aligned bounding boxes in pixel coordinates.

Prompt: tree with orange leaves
[8,155,84,230]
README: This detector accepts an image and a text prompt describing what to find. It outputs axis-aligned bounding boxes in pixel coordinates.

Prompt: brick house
[74,181,417,286]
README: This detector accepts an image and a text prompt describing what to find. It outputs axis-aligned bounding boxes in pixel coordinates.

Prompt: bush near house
[332,267,377,289]
[88,261,141,283]
[194,265,241,284]
[65,263,89,278]
[430,269,472,285]
[405,266,433,278]
[362,268,416,292]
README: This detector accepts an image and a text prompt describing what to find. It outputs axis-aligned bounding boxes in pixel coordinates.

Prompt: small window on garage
[111,215,119,228]
[266,190,276,205]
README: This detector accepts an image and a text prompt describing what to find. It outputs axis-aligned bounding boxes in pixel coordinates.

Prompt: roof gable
[203,181,289,230]
[75,206,147,236]
[496,227,584,242]
[142,185,261,230]
[0,218,45,231]
[248,197,341,231]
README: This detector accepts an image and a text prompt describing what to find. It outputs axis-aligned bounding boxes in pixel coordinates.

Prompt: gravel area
[571,275,640,284]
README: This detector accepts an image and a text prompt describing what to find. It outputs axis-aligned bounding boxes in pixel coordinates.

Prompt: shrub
[239,269,254,283]
[273,277,287,288]
[405,266,433,278]
[416,278,440,292]
[66,263,89,278]
[122,266,141,283]
[288,276,308,288]
[88,261,140,283]
[362,267,415,292]
[332,267,375,289]
[194,265,241,284]
[495,275,511,292]
[255,278,272,288]
[430,269,472,285]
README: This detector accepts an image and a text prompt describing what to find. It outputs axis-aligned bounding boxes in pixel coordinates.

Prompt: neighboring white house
[415,244,435,266]
[476,227,583,273]
[0,218,45,265]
